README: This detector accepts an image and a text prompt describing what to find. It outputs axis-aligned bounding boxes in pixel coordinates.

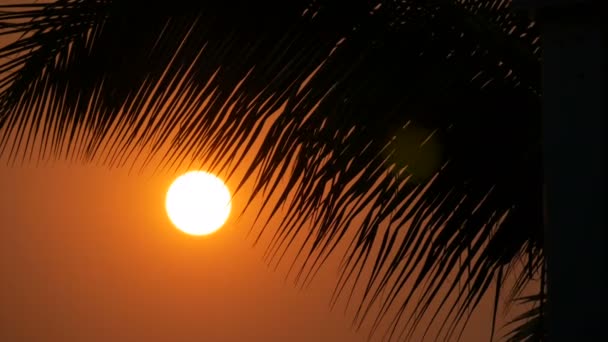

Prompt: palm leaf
[0,1,545,340]
[503,292,547,341]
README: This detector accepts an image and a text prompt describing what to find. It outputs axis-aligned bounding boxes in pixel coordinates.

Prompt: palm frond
[0,1,544,340]
[503,292,547,341]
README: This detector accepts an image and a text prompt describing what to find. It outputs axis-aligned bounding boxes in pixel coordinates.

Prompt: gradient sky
[0,163,369,341]
[0,161,514,341]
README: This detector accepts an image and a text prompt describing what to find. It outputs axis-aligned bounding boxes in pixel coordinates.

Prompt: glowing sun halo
[165,171,232,236]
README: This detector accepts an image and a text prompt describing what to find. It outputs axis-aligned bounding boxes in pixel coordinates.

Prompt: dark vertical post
[513,0,606,340]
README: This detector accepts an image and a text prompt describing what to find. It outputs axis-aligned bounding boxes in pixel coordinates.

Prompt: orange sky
[0,161,517,341]
[0,164,370,341]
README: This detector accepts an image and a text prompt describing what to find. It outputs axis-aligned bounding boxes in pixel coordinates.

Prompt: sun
[165,171,232,236]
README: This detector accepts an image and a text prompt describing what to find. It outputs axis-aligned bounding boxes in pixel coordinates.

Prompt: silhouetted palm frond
[504,292,547,341]
[0,1,545,340]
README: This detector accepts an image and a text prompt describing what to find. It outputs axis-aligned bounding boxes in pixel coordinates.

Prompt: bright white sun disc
[165,171,232,236]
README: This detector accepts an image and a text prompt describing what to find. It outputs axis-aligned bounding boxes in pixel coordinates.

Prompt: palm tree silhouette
[0,1,552,340]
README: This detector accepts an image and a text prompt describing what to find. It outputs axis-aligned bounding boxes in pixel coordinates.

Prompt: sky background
[0,161,511,341]
[0,163,368,341]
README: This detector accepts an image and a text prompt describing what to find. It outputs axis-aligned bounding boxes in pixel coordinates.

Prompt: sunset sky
[0,161,507,341]
[0,163,368,341]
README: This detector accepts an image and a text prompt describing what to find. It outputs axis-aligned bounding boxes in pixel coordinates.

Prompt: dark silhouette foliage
[0,1,545,340]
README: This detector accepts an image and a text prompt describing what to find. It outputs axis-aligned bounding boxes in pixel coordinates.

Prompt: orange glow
[165,171,231,236]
